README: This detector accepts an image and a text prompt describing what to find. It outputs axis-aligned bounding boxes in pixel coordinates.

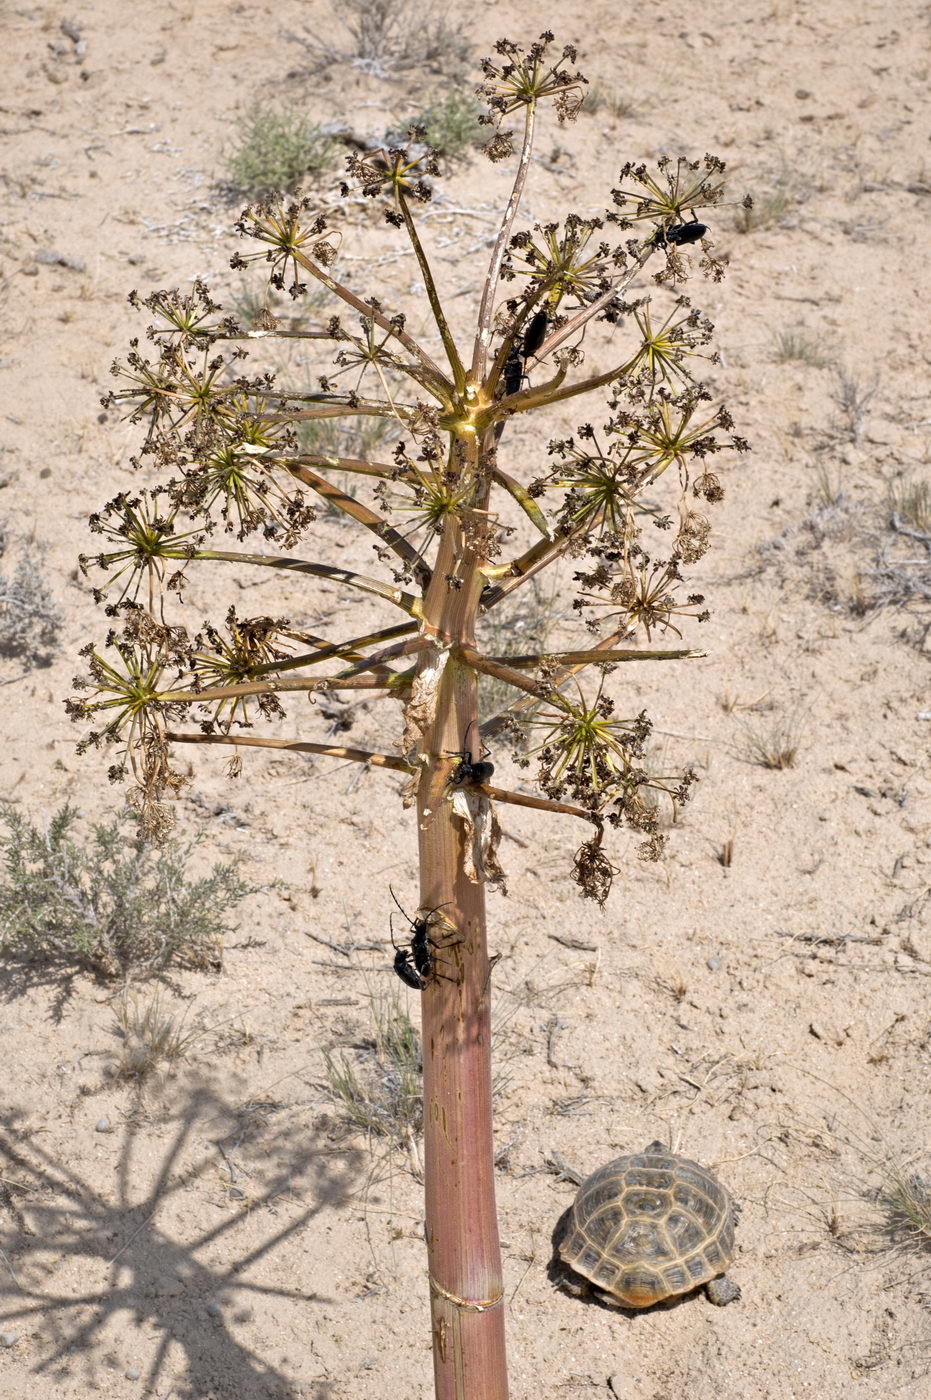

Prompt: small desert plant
[889,476,931,534]
[771,327,833,368]
[109,990,202,1081]
[409,90,484,157]
[321,988,423,1147]
[226,106,335,201]
[830,365,879,445]
[734,711,803,769]
[0,805,256,977]
[585,83,638,120]
[287,0,471,80]
[71,31,745,1399]
[0,541,63,666]
[876,1162,931,1253]
[735,168,797,232]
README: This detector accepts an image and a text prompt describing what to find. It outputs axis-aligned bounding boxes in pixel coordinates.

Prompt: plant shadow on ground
[0,1088,363,1399]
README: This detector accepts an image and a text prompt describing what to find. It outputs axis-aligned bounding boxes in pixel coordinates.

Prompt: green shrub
[411,91,484,157]
[226,106,335,200]
[0,805,256,977]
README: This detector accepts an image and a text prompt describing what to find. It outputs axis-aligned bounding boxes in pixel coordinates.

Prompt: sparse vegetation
[772,327,833,368]
[734,711,802,769]
[584,84,638,120]
[0,540,63,667]
[321,989,423,1148]
[735,169,799,232]
[876,1161,931,1254]
[287,0,471,81]
[109,990,202,1081]
[830,366,879,445]
[889,476,931,534]
[408,90,484,158]
[0,806,256,977]
[226,106,335,201]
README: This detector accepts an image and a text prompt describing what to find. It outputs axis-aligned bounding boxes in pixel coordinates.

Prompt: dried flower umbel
[71,31,746,1400]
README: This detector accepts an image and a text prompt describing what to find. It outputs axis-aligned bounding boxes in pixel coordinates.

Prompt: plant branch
[487,646,704,667]
[287,244,451,396]
[534,244,655,361]
[479,623,656,740]
[490,464,552,539]
[471,102,537,381]
[456,645,553,703]
[285,453,408,481]
[399,192,466,394]
[193,550,422,616]
[255,621,419,677]
[165,730,413,771]
[482,784,598,825]
[157,672,405,706]
[480,526,586,605]
[282,464,432,584]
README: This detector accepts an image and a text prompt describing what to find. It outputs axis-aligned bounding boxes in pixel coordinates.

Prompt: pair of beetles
[390,736,493,990]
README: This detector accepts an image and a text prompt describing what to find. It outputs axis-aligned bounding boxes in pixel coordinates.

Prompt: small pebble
[34,250,86,272]
[706,956,720,971]
[0,1332,18,1348]
[124,1368,141,1381]
[95,1116,111,1132]
[205,1301,223,1317]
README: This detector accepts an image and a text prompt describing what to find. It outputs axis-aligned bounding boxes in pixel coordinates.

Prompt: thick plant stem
[417,522,508,1400]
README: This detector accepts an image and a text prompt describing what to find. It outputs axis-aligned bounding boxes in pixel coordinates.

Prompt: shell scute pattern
[558,1143,739,1309]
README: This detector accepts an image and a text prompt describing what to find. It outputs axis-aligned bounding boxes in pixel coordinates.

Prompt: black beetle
[503,309,548,396]
[656,214,707,249]
[389,888,458,990]
[447,724,495,787]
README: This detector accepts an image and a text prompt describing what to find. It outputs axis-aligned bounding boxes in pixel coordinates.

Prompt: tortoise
[555,1141,741,1309]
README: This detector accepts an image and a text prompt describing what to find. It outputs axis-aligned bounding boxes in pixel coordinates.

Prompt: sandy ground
[1,1,930,1397]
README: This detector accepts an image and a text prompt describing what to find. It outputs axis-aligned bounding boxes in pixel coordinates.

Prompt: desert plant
[584,83,639,120]
[876,1162,931,1254]
[287,0,471,81]
[69,31,745,1400]
[321,987,423,1147]
[226,106,335,201]
[771,326,833,368]
[889,475,931,535]
[830,365,879,445]
[734,710,803,770]
[109,989,202,1080]
[408,90,485,158]
[0,540,63,667]
[0,805,255,977]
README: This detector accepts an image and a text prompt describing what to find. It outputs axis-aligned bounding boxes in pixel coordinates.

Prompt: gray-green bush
[0,805,256,977]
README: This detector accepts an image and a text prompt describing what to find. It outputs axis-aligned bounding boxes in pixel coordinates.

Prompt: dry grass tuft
[321,988,423,1150]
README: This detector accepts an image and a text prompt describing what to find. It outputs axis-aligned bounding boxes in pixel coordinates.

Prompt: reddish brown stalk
[416,483,507,1400]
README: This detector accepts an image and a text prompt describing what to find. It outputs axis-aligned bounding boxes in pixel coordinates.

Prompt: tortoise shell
[558,1141,738,1308]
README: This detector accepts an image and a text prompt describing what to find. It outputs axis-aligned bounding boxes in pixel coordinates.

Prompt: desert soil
[1,1,930,1397]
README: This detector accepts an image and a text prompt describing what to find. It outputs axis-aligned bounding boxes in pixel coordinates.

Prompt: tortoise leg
[591,1286,629,1310]
[705,1274,741,1306]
